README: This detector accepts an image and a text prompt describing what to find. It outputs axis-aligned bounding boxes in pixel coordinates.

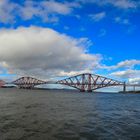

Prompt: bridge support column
[87,90,92,92]
[88,74,92,92]
[133,86,136,92]
[80,89,85,92]
[123,82,126,93]
[81,74,85,92]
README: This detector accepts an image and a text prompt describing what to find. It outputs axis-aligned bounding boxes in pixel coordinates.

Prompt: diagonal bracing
[57,73,123,92]
[12,77,46,89]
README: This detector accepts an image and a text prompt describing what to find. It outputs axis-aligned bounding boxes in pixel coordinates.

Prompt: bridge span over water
[0,73,140,92]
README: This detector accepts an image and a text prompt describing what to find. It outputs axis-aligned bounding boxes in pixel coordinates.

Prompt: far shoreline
[0,87,140,94]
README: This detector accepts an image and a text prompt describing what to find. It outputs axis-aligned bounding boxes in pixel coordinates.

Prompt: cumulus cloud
[108,0,137,9]
[112,70,140,84]
[78,0,139,9]
[0,0,139,24]
[128,78,140,84]
[0,0,17,23]
[110,69,140,78]
[89,12,106,22]
[101,60,140,83]
[41,1,78,15]
[0,26,101,79]
[0,0,79,23]
[101,60,140,70]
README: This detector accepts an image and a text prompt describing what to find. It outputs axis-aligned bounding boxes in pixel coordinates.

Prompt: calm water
[0,88,140,140]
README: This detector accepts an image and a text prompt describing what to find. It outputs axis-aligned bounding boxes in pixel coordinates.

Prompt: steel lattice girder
[57,73,123,91]
[12,77,46,88]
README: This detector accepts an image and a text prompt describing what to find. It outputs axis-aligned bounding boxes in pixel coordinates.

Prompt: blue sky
[0,0,140,88]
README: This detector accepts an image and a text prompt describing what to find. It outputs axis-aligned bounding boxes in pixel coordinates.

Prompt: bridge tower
[81,74,85,92]
[88,74,92,92]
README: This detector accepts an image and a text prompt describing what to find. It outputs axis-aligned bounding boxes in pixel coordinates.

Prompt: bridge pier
[87,90,92,92]
[123,82,126,93]
[80,89,92,92]
[80,89,85,92]
[133,86,136,92]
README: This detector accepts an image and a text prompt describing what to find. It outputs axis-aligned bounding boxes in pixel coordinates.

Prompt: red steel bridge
[0,73,140,92]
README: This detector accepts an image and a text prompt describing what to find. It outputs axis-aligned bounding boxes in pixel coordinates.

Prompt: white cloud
[109,0,137,9]
[0,0,17,23]
[114,17,130,25]
[0,0,79,23]
[0,0,138,24]
[0,26,101,79]
[89,12,106,22]
[101,60,140,70]
[78,0,139,9]
[41,1,78,15]
[57,69,92,77]
[116,60,140,68]
[111,69,140,84]
[128,78,140,84]
[110,69,140,78]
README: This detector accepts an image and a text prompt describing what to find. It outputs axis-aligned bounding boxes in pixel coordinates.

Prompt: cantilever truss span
[12,77,46,89]
[1,73,126,92]
[57,73,124,92]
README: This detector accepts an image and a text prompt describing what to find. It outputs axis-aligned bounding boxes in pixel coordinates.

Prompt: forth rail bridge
[0,73,140,92]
